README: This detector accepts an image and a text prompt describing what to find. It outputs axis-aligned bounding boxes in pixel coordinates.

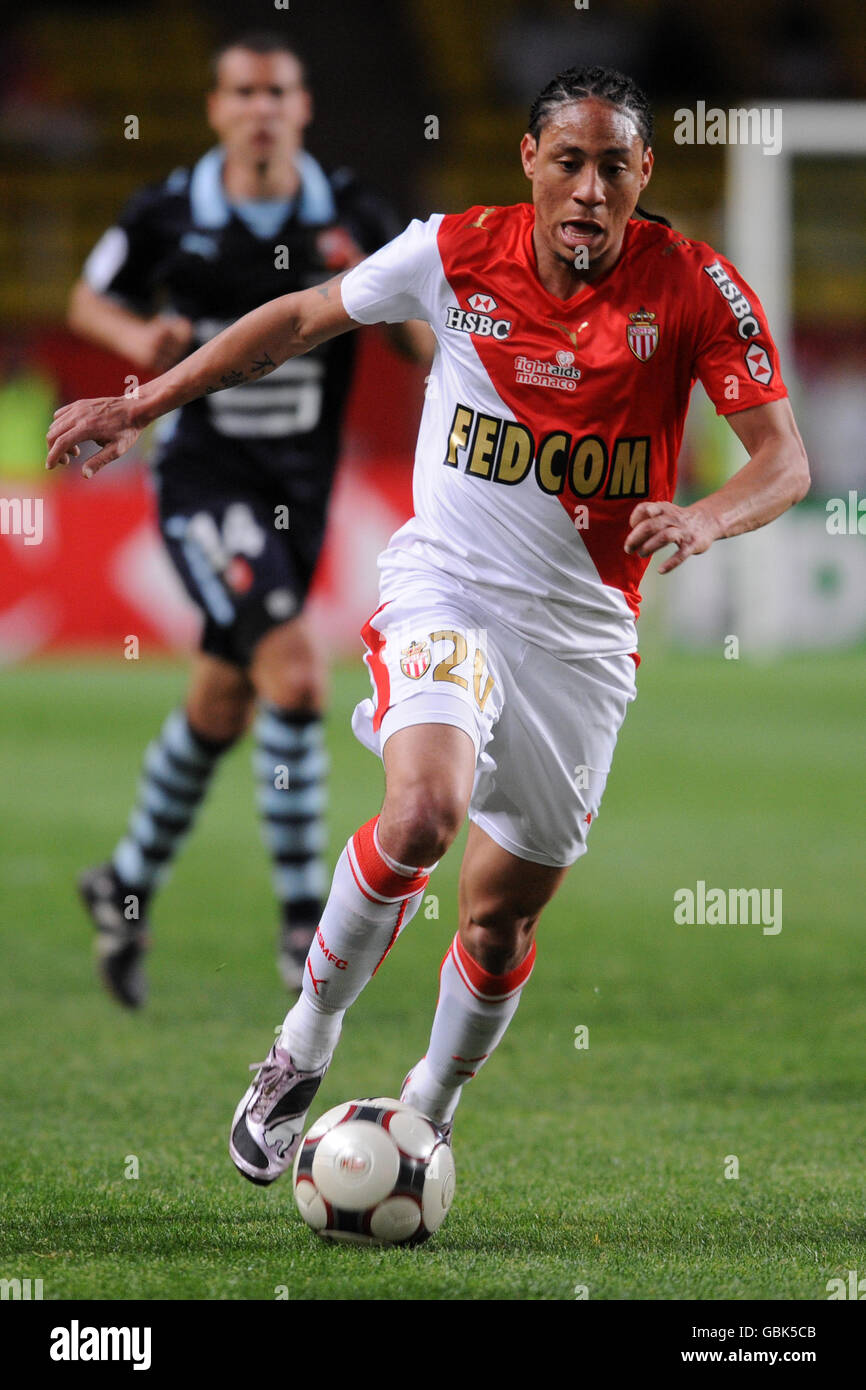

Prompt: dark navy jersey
[82,148,402,491]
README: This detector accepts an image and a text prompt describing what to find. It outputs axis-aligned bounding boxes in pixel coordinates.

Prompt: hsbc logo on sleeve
[745,343,773,383]
[703,261,762,340]
[445,291,512,340]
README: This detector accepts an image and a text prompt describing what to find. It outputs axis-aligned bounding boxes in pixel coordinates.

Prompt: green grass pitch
[1,650,864,1301]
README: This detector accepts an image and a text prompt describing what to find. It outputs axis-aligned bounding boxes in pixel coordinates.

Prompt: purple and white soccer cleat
[230,1042,330,1186]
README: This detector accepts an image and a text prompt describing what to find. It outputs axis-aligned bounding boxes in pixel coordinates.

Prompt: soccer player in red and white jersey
[48,67,809,1181]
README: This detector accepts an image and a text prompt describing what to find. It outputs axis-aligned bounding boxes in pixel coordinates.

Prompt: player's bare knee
[461,916,536,975]
[380,786,465,867]
[255,669,324,713]
[252,646,324,711]
[187,689,251,742]
[251,625,324,713]
[187,667,253,742]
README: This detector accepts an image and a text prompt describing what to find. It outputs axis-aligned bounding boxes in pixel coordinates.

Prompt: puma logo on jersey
[548,320,578,347]
[469,207,496,229]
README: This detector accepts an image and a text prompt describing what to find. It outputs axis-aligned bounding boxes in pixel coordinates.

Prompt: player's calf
[401,931,537,1129]
[252,701,328,992]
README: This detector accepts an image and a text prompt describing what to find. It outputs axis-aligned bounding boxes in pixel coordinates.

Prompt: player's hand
[133,315,194,372]
[46,396,143,477]
[624,501,721,575]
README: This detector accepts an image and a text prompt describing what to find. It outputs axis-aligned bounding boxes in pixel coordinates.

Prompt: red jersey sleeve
[690,249,788,416]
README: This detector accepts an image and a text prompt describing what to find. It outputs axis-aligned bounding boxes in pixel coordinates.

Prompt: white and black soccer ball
[292,1097,456,1246]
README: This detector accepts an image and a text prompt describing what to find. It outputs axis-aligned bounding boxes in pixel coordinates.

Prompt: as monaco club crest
[400,639,431,680]
[626,307,659,361]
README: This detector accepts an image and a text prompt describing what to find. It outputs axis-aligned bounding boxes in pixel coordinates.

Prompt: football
[292,1097,456,1246]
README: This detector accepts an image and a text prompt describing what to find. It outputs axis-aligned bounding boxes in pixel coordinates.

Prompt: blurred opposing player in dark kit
[69,32,431,1005]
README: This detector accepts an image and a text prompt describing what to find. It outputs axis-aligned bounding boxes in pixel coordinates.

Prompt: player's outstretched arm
[46,274,356,477]
[624,398,810,575]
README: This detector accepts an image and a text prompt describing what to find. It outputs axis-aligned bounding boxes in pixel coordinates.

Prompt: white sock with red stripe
[279,815,432,1070]
[402,932,536,1125]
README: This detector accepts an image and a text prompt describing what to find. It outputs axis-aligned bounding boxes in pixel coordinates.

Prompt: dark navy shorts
[156,467,327,668]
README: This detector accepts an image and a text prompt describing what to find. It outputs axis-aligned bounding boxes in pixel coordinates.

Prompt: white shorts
[351,574,637,868]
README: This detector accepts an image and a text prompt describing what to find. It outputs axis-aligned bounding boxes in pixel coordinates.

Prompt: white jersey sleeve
[339,214,444,325]
[83,227,132,292]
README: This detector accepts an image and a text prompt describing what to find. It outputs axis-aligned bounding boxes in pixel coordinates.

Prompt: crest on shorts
[225,556,254,594]
[400,639,431,680]
[626,307,659,361]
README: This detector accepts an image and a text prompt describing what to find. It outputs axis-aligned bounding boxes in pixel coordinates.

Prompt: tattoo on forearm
[205,350,277,395]
[250,351,276,375]
[315,271,347,300]
[205,369,245,394]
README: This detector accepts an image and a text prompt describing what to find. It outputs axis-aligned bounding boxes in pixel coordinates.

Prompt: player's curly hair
[528,66,670,227]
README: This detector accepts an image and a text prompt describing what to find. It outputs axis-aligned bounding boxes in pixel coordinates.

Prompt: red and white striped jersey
[340,204,787,658]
